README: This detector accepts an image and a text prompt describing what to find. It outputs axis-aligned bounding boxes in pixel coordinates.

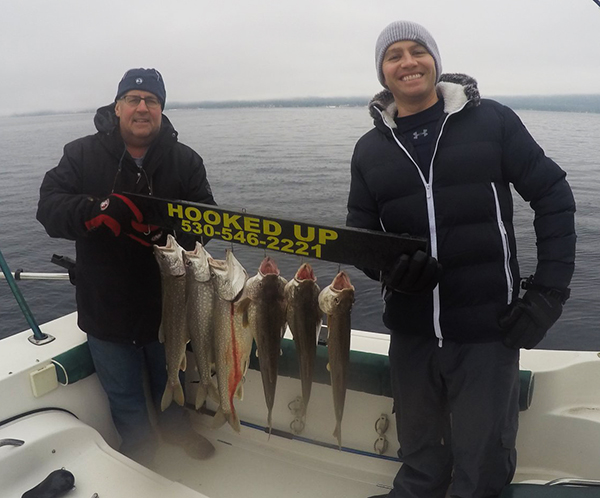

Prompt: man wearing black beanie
[37,68,216,465]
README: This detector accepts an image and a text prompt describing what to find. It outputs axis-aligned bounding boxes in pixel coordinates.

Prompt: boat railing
[0,249,71,345]
[0,272,70,281]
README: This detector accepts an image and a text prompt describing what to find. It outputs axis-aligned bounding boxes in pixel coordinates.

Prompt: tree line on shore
[12,94,600,117]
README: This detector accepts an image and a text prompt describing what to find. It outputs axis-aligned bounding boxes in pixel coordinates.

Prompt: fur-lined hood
[368,73,480,129]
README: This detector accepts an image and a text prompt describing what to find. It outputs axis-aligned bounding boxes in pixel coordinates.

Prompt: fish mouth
[208,257,227,271]
[331,271,352,291]
[295,263,315,281]
[259,256,280,276]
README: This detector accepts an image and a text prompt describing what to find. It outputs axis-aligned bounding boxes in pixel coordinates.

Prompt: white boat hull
[2,312,600,497]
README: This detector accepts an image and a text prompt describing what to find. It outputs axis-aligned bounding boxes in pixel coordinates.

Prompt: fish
[318,270,355,448]
[209,249,250,432]
[284,263,322,422]
[153,234,189,412]
[183,242,218,410]
[239,256,288,433]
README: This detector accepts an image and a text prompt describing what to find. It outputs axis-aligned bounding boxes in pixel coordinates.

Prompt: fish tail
[174,379,185,406]
[161,385,173,412]
[208,383,220,404]
[213,407,227,429]
[267,410,273,437]
[300,401,308,419]
[195,385,208,410]
[226,410,241,434]
[333,422,342,450]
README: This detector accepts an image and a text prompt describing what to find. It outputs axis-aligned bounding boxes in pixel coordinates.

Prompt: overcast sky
[2,0,600,116]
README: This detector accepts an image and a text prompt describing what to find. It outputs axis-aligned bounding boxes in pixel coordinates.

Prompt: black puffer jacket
[347,74,576,343]
[37,104,216,344]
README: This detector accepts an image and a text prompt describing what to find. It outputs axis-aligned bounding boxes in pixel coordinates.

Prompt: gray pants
[388,333,520,498]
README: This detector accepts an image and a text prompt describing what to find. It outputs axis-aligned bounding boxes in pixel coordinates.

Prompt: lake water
[1,106,598,350]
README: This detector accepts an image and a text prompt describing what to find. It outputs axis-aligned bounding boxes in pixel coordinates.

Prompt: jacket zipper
[491,182,513,304]
[377,102,468,347]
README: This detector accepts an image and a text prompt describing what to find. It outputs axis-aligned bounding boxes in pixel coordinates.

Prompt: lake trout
[284,263,322,422]
[318,270,355,448]
[153,234,189,412]
[209,249,250,432]
[239,256,288,433]
[184,242,218,410]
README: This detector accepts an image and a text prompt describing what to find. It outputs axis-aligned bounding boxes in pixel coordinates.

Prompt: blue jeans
[87,335,186,458]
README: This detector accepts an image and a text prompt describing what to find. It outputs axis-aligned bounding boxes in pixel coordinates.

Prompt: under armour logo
[413,129,428,140]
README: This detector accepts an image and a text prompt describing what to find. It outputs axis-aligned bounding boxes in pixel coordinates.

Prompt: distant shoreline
[8,94,600,117]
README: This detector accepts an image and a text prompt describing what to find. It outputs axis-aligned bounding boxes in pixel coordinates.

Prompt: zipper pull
[426,184,432,199]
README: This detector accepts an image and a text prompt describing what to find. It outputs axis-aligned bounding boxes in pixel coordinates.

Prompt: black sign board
[128,194,426,271]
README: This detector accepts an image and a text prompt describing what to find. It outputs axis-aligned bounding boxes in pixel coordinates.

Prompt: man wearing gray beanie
[347,21,575,498]
[37,68,217,465]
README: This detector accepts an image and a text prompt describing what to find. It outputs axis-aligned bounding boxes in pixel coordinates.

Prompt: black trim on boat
[0,407,77,429]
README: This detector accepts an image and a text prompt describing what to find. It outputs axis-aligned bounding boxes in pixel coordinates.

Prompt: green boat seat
[500,483,600,497]
[52,342,95,385]
[249,337,535,411]
[50,336,535,411]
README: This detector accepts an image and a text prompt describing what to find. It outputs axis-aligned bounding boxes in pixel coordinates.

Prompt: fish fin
[333,422,342,450]
[226,411,241,433]
[208,382,220,404]
[235,381,244,401]
[195,385,208,410]
[267,411,273,437]
[161,385,173,412]
[237,297,251,327]
[158,325,165,344]
[212,407,227,429]
[326,362,331,372]
[180,353,187,372]
[174,380,185,407]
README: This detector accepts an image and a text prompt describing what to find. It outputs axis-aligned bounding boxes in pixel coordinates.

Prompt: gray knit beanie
[375,21,442,87]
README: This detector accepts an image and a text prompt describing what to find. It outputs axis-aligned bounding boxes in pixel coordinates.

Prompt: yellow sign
[167,202,338,259]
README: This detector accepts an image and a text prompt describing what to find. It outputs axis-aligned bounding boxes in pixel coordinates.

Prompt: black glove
[382,249,442,294]
[500,279,569,349]
[85,193,162,246]
[85,193,143,235]
[128,220,166,247]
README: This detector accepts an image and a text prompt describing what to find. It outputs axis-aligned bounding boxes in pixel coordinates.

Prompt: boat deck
[158,411,396,497]
[1,409,395,498]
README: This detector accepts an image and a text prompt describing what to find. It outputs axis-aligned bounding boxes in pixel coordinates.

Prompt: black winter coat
[347,74,576,343]
[37,104,216,344]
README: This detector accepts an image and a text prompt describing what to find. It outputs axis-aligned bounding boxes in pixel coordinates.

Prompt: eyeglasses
[119,95,161,109]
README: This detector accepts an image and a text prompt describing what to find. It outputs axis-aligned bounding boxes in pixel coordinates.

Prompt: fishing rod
[0,248,55,345]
